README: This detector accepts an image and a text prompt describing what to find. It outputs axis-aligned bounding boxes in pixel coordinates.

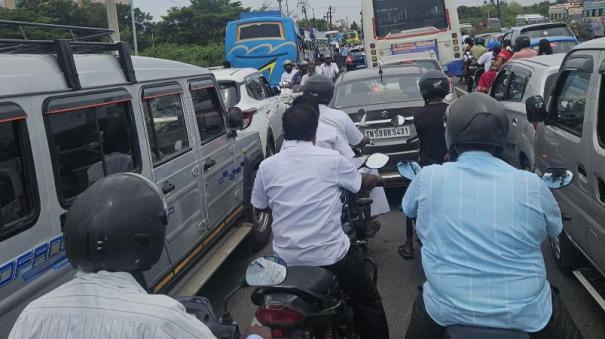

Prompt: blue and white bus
[225,12,306,87]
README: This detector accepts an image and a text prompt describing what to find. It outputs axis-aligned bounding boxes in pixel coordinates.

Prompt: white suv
[213,68,287,156]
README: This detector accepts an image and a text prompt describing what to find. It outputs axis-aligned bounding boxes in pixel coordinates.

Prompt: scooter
[179,256,291,339]
[396,161,575,339]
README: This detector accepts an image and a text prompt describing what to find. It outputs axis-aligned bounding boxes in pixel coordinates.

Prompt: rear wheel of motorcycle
[248,169,273,252]
[549,230,583,275]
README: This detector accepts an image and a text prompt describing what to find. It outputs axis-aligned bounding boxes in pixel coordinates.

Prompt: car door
[586,56,605,274]
[538,50,598,254]
[490,66,516,163]
[141,83,205,265]
[505,66,532,168]
[258,74,285,150]
[188,79,240,232]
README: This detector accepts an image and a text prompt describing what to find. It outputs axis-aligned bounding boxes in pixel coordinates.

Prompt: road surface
[200,190,605,338]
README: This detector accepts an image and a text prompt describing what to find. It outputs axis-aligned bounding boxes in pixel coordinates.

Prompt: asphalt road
[200,189,605,338]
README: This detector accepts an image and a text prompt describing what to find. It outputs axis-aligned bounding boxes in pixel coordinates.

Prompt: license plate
[364,126,410,139]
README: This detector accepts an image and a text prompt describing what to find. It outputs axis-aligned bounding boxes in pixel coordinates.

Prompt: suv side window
[189,80,226,143]
[246,76,264,100]
[509,70,529,102]
[0,103,38,240]
[492,69,512,100]
[258,76,274,97]
[552,59,592,136]
[142,84,190,166]
[45,90,139,203]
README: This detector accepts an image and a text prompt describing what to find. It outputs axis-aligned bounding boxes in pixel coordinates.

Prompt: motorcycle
[179,256,290,339]
[396,161,574,339]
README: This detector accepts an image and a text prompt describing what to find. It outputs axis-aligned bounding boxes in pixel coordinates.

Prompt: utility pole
[106,0,121,42]
[496,0,501,20]
[327,6,335,31]
[285,0,290,17]
[277,0,283,15]
[130,0,138,55]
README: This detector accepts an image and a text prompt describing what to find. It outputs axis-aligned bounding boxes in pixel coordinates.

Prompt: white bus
[515,14,546,26]
[361,0,461,68]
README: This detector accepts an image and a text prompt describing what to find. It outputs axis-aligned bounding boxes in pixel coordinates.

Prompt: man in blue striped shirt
[402,93,582,338]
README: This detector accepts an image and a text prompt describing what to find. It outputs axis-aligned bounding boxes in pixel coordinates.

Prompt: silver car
[489,54,565,170]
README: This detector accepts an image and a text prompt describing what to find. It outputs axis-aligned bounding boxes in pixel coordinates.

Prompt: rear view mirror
[357,108,366,123]
[391,115,405,126]
[227,107,243,130]
[397,161,422,180]
[245,256,287,287]
[542,168,574,189]
[526,95,547,123]
[364,153,389,169]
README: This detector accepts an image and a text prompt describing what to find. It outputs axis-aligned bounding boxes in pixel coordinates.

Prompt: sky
[137,0,550,23]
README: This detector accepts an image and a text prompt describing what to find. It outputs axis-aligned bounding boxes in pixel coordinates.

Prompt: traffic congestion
[0,0,604,338]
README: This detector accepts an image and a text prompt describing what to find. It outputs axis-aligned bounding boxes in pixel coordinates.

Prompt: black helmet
[516,35,531,50]
[446,92,509,155]
[476,37,486,46]
[64,173,168,273]
[303,75,335,104]
[419,70,450,102]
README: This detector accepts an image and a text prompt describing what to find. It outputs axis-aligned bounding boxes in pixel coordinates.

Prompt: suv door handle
[204,159,216,171]
[578,164,587,177]
[161,181,176,194]
[512,117,518,126]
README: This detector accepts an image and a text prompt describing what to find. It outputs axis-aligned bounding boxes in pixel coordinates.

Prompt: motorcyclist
[399,71,449,259]
[470,37,488,61]
[8,173,217,339]
[318,55,340,80]
[476,40,501,83]
[303,74,370,148]
[402,93,582,339]
[280,59,298,87]
[300,63,316,87]
[511,35,538,60]
[251,104,389,339]
[292,60,309,87]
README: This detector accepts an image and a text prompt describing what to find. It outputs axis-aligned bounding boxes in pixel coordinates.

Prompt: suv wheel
[549,230,583,275]
[248,169,273,252]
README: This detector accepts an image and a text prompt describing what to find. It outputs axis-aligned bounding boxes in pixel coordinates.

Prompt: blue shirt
[402,151,562,332]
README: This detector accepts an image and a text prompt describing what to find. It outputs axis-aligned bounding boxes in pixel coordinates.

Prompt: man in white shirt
[318,56,340,80]
[251,104,389,339]
[9,173,222,339]
[300,63,317,87]
[280,60,298,86]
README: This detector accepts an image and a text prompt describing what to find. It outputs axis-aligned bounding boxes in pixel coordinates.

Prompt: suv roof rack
[0,20,137,90]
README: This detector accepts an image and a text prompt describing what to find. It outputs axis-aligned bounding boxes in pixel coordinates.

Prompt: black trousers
[322,246,390,339]
[405,289,583,339]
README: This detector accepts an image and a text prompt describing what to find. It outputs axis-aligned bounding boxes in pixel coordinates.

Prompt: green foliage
[350,21,360,32]
[458,1,552,32]
[140,43,225,68]
[298,18,329,31]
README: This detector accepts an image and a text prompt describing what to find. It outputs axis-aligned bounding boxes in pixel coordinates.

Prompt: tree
[155,0,250,45]
[350,21,360,32]
[298,18,329,31]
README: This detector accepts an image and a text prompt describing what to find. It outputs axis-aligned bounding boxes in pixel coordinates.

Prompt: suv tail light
[346,56,353,64]
[242,108,257,128]
[256,305,305,327]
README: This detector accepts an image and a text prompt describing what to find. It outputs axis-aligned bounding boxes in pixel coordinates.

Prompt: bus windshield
[237,22,284,41]
[373,0,448,38]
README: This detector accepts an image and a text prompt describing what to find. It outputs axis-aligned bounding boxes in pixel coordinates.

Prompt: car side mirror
[227,107,243,133]
[526,95,548,123]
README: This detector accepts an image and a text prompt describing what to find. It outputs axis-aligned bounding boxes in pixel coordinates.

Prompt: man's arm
[361,173,382,192]
[401,172,422,219]
[251,166,270,212]
[342,113,366,147]
[336,155,363,193]
[540,180,563,237]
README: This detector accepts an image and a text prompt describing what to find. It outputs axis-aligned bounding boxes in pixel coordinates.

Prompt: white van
[0,25,269,335]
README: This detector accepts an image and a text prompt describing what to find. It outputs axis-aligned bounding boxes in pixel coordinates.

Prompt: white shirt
[9,271,215,339]
[280,69,298,84]
[300,73,313,86]
[251,140,361,266]
[316,122,355,158]
[318,63,340,79]
[319,104,364,146]
[478,51,493,72]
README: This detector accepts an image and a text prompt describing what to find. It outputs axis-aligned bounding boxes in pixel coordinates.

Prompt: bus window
[373,0,448,38]
[238,22,284,41]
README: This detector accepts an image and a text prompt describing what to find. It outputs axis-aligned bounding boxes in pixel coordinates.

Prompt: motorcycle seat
[445,325,530,339]
[254,266,338,303]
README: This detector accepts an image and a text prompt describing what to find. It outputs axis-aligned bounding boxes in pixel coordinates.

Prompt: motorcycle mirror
[391,115,405,126]
[364,153,389,169]
[541,168,574,189]
[245,256,287,287]
[357,108,366,122]
[397,161,422,180]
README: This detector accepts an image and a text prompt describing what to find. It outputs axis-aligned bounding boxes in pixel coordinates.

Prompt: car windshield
[219,82,239,109]
[532,41,577,54]
[373,0,448,38]
[521,25,574,39]
[333,75,422,108]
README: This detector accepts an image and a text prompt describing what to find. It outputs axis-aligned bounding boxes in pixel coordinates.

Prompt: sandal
[398,244,414,259]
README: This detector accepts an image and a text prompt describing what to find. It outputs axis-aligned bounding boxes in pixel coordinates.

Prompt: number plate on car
[364,126,410,139]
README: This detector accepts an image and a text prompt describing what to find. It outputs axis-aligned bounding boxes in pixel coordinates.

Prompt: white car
[213,68,287,156]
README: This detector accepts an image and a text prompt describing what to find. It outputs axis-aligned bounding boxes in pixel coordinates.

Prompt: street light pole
[496,0,501,20]
[130,0,139,55]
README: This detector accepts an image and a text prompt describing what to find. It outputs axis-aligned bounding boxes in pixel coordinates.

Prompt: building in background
[549,2,583,22]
